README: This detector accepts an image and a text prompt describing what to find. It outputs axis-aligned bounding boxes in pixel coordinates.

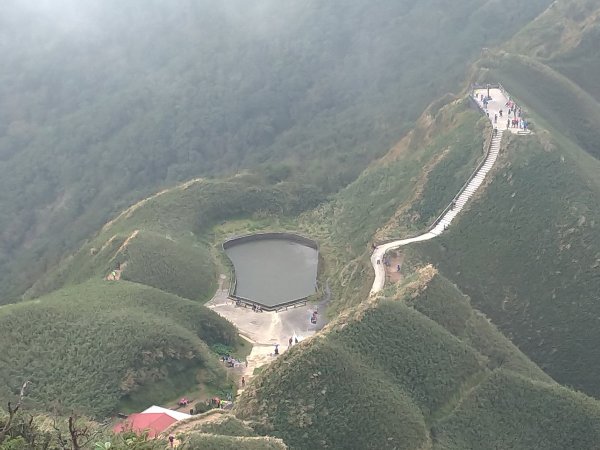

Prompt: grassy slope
[412,128,600,396]
[479,0,600,160]
[0,280,237,417]
[236,270,600,449]
[433,370,600,450]
[185,415,258,437]
[178,414,288,450]
[404,272,552,384]
[481,52,600,159]
[404,2,600,397]
[301,97,488,315]
[120,231,216,302]
[237,336,430,450]
[25,176,321,301]
[183,434,286,450]
[503,0,600,101]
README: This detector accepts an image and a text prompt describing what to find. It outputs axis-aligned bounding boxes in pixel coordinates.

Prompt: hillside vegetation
[301,96,490,314]
[0,0,554,302]
[413,126,600,397]
[404,272,552,383]
[236,269,600,449]
[119,231,216,302]
[404,2,600,397]
[433,370,600,450]
[24,176,320,301]
[7,93,499,422]
[4,1,600,447]
[183,434,287,450]
[28,93,489,314]
[0,280,237,417]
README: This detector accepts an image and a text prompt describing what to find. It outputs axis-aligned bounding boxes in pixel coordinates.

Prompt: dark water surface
[225,239,318,307]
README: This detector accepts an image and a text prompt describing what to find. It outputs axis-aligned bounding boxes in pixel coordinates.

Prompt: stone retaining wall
[223,232,318,251]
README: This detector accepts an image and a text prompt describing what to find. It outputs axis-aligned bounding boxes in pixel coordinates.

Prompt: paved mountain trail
[206,277,327,395]
[371,86,526,295]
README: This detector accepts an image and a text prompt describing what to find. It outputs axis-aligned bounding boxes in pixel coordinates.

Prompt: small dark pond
[225,235,318,307]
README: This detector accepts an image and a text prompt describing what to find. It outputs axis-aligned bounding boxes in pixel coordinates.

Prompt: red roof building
[113,412,177,438]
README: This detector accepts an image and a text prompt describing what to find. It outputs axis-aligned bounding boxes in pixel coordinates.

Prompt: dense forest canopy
[0,0,552,302]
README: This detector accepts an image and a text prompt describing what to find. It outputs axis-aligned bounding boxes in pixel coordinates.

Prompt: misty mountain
[0,0,552,302]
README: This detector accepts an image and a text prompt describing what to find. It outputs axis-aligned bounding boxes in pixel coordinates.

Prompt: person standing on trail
[494,114,497,124]
[499,109,503,117]
[169,435,175,448]
[241,376,246,388]
[289,337,293,347]
[376,259,380,265]
[507,118,511,128]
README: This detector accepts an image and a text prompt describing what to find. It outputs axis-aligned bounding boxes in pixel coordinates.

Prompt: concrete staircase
[430,130,503,236]
[370,128,505,294]
[236,344,274,397]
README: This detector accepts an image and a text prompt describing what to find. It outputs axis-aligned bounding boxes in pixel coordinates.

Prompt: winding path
[370,87,519,295]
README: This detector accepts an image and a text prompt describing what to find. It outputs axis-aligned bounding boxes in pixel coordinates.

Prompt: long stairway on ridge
[430,130,503,236]
[370,85,515,295]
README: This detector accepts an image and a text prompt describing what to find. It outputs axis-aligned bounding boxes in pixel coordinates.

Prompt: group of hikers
[221,354,247,368]
[177,397,191,407]
[272,335,300,357]
[477,90,530,131]
[375,255,401,272]
[504,100,529,130]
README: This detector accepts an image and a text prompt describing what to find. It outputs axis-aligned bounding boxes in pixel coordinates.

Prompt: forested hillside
[0,0,553,302]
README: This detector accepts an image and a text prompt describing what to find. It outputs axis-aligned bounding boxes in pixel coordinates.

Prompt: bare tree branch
[68,415,102,450]
[0,380,30,443]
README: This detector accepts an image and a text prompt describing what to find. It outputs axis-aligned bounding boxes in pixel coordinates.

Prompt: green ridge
[0,280,237,417]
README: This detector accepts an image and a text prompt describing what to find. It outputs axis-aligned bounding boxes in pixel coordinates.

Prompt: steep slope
[407,0,600,397]
[303,95,491,314]
[24,176,320,301]
[404,272,552,383]
[433,370,600,450]
[477,0,600,159]
[235,269,600,449]
[412,126,600,397]
[118,231,216,302]
[0,280,237,417]
[27,93,490,314]
[0,0,554,303]
[183,435,287,450]
[504,0,600,101]
[175,413,288,449]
